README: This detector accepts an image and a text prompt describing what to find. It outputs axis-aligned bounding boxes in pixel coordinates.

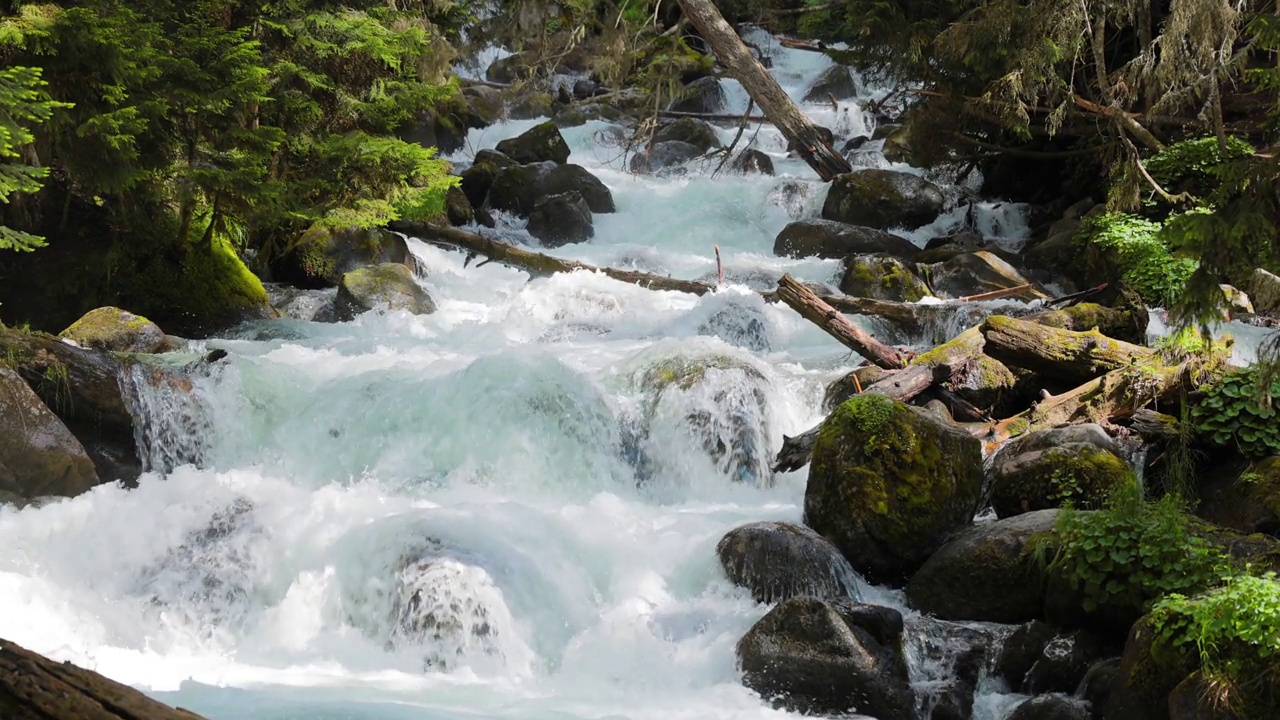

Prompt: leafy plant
[1079,212,1199,308]
[1190,367,1280,458]
[1145,136,1256,199]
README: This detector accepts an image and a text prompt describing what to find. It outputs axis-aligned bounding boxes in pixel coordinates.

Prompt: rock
[543,163,616,213]
[485,53,527,84]
[551,105,588,128]
[59,307,168,353]
[460,161,503,209]
[334,263,436,321]
[736,597,914,719]
[669,76,726,114]
[0,365,99,500]
[506,91,555,120]
[823,169,945,230]
[716,521,862,604]
[774,219,921,260]
[1008,695,1091,720]
[1167,672,1241,720]
[1081,659,1122,719]
[806,394,984,583]
[474,148,518,169]
[822,365,888,412]
[1024,212,1095,292]
[728,148,775,175]
[989,425,1136,518]
[445,185,474,226]
[495,122,571,164]
[1196,457,1280,536]
[1249,268,1280,316]
[652,117,721,153]
[270,225,420,289]
[572,78,602,100]
[926,230,987,251]
[881,124,923,166]
[460,85,503,128]
[922,251,1045,301]
[1101,616,1197,720]
[803,65,858,103]
[906,509,1059,623]
[630,140,704,175]
[527,191,594,247]
[488,162,615,216]
[696,300,771,352]
[1220,284,1253,317]
[840,254,932,302]
[841,135,872,155]
[997,621,1107,695]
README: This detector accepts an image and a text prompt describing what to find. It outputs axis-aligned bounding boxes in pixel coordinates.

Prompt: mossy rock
[271,225,419,289]
[495,121,571,164]
[806,394,984,583]
[59,307,168,354]
[444,185,474,226]
[506,91,556,121]
[1197,457,1280,537]
[991,445,1137,519]
[638,354,766,395]
[773,220,922,260]
[822,365,888,412]
[334,263,437,321]
[0,365,100,500]
[840,253,931,302]
[460,161,503,209]
[1101,615,1197,720]
[821,169,944,231]
[908,326,1025,416]
[134,235,275,336]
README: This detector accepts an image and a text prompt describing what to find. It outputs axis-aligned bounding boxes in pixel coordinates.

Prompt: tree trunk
[980,315,1154,384]
[775,274,907,369]
[675,0,852,181]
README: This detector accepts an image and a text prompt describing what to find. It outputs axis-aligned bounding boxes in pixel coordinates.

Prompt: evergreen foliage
[0,64,67,251]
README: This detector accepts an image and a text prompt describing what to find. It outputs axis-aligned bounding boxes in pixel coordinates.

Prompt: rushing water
[1,28,1088,720]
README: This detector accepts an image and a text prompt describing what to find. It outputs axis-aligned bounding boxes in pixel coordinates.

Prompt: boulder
[736,597,914,719]
[669,76,726,114]
[652,117,721,153]
[728,148,775,175]
[716,521,862,604]
[270,225,419,289]
[444,185,474,226]
[922,251,1045,301]
[840,254,932,302]
[543,163,615,213]
[806,394,984,583]
[485,53,528,84]
[989,425,1136,518]
[1101,616,1197,720]
[460,161,504,209]
[822,169,945,230]
[489,162,615,217]
[460,85,503,128]
[773,220,921,260]
[1219,284,1253,317]
[572,78,603,100]
[1196,457,1280,536]
[527,191,594,247]
[629,140,703,175]
[59,307,168,354]
[822,365,889,412]
[1081,659,1122,718]
[0,365,100,500]
[551,105,588,128]
[334,263,436,321]
[1167,673,1243,720]
[905,509,1059,624]
[1250,268,1280,316]
[506,90,555,120]
[495,122,571,164]
[997,620,1107,695]
[1007,695,1091,720]
[803,65,858,103]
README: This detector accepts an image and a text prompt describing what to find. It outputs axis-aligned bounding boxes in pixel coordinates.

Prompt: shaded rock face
[0,365,100,501]
[495,122,571,164]
[822,169,945,230]
[1102,616,1197,720]
[803,64,858,103]
[445,185,474,226]
[716,521,863,604]
[334,263,437,321]
[997,620,1108,695]
[59,307,168,354]
[652,117,721,153]
[736,596,914,720]
[729,148,775,175]
[527,191,594,247]
[1008,695,1092,720]
[669,76,726,114]
[905,509,1059,624]
[1250,267,1280,316]
[989,425,1136,518]
[270,225,419,289]
[543,163,616,214]
[1196,456,1280,537]
[923,251,1045,301]
[489,162,616,217]
[774,219,921,260]
[806,395,984,583]
[840,254,931,302]
[630,140,704,175]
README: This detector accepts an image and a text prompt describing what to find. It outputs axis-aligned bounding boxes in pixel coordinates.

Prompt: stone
[572,78,603,100]
[59,307,168,353]
[736,596,914,719]
[822,365,889,412]
[1101,616,1197,720]
[906,509,1059,624]
[543,163,616,213]
[823,169,945,230]
[485,53,527,84]
[460,85,503,128]
[526,191,594,247]
[652,117,721,153]
[0,365,99,500]
[803,65,858,103]
[774,219,921,260]
[459,161,503,209]
[444,185,474,226]
[334,263,436,321]
[728,148,774,175]
[806,394,984,583]
[1250,268,1280,316]
[1219,284,1253,317]
[1196,457,1280,536]
[629,140,704,175]
[488,162,615,217]
[840,254,932,302]
[270,225,419,289]
[1007,695,1091,720]
[997,620,1107,695]
[716,521,862,604]
[669,76,726,114]
[495,122,571,164]
[989,425,1136,519]
[506,91,555,120]
[922,251,1046,301]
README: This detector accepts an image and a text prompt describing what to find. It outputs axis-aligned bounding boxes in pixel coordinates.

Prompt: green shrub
[1079,212,1198,308]
[1146,136,1256,198]
[1190,367,1280,458]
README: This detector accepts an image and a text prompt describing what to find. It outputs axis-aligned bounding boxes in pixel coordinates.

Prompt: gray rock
[544,164,615,213]
[728,148,774,175]
[997,621,1107,695]
[822,169,945,230]
[922,251,1045,301]
[270,225,420,289]
[334,263,436,321]
[527,191,594,247]
[59,307,168,354]
[803,65,858,103]
[1250,268,1280,316]
[774,219,921,260]
[669,76,726,114]
[840,254,931,302]
[1007,695,1091,720]
[0,365,99,500]
[716,521,862,604]
[652,117,721,153]
[630,141,704,175]
[988,425,1136,518]
[495,122,571,164]
[489,162,615,217]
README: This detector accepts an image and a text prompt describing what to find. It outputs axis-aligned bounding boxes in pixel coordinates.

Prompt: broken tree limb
[658,109,772,123]
[675,0,852,181]
[980,315,1155,385]
[959,284,1033,303]
[776,274,907,369]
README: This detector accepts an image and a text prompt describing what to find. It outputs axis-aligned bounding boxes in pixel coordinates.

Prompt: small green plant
[1145,136,1256,198]
[1190,367,1280,458]
[1079,212,1198,308]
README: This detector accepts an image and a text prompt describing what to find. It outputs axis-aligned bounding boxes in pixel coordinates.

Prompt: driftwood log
[775,274,907,369]
[980,315,1154,385]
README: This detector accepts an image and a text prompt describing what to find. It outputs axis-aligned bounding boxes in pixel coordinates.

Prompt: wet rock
[922,251,1045,301]
[774,219,921,260]
[1008,695,1091,720]
[728,148,774,175]
[629,140,704,175]
[551,105,588,128]
[572,78,603,100]
[998,620,1107,695]
[806,394,984,583]
[1250,268,1280,316]
[669,76,726,114]
[697,301,771,352]
[334,263,436,321]
[926,230,987,251]
[906,509,1059,624]
[840,254,931,302]
[803,65,858,103]
[841,135,872,155]
[270,225,419,289]
[506,91,555,120]
[1081,659,1122,719]
[1196,456,1280,536]
[990,425,1136,518]
[766,180,815,219]
[495,122,571,164]
[1167,672,1241,720]
[822,169,945,230]
[822,365,888,412]
[527,191,594,247]
[485,53,528,84]
[445,185,474,226]
[0,365,99,500]
[881,124,923,167]
[543,163,616,213]
[716,521,862,604]
[489,162,615,216]
[59,306,168,354]
[736,596,914,719]
[460,85,503,128]
[1023,210,1096,292]
[460,161,503,209]
[652,116,721,153]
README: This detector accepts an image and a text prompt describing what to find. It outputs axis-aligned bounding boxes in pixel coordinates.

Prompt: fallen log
[658,110,772,123]
[775,274,906,369]
[1023,301,1139,340]
[0,638,207,719]
[675,0,852,181]
[980,315,1154,385]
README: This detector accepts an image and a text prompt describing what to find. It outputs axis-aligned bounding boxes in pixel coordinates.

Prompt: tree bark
[675,0,852,180]
[980,315,1154,385]
[775,274,907,369]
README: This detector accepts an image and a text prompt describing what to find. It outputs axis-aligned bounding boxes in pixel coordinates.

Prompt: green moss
[992,446,1137,518]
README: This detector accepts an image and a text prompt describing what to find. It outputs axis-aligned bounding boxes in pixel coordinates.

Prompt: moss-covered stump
[906,509,1058,623]
[806,394,984,583]
[921,251,1047,301]
[821,169,944,230]
[0,365,100,501]
[334,263,437,321]
[1197,457,1280,537]
[495,121,571,164]
[58,307,168,354]
[773,219,922,260]
[840,253,931,302]
[990,425,1137,518]
[270,225,420,289]
[716,521,862,604]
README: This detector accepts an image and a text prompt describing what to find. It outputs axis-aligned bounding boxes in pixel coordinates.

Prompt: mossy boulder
[652,117,722,153]
[506,91,556,121]
[821,169,945,231]
[59,307,168,354]
[822,365,888,412]
[774,220,921,260]
[839,253,931,302]
[806,394,984,583]
[990,426,1137,518]
[1100,616,1197,720]
[527,191,594,247]
[1196,457,1280,536]
[716,521,862,604]
[0,365,100,500]
[459,161,504,209]
[145,235,276,336]
[270,225,419,289]
[334,263,437,321]
[920,251,1046,301]
[444,185,474,227]
[495,122,571,164]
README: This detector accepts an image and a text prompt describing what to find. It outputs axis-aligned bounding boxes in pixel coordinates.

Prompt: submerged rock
[495,121,571,164]
[803,65,858,103]
[0,365,99,501]
[840,254,931,302]
[334,263,437,321]
[989,425,1136,518]
[736,596,914,719]
[59,306,169,354]
[822,169,945,230]
[489,162,615,217]
[630,140,704,175]
[527,191,594,247]
[716,521,862,604]
[774,219,921,260]
[728,148,775,175]
[997,620,1108,695]
[806,395,984,583]
[922,251,1045,301]
[652,117,721,153]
